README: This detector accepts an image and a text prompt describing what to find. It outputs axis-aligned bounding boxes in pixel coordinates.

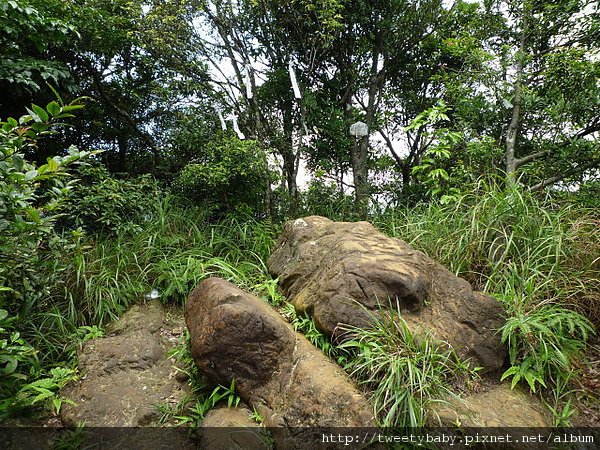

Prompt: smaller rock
[198,406,269,450]
[60,300,189,428]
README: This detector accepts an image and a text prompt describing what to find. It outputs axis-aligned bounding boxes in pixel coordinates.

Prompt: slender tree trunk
[505,3,529,187]
[117,134,128,172]
[350,43,383,217]
[505,63,523,187]
[401,163,411,198]
[282,150,299,201]
[352,136,370,216]
[280,94,300,214]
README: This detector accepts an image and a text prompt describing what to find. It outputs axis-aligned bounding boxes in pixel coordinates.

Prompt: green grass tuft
[337,303,476,428]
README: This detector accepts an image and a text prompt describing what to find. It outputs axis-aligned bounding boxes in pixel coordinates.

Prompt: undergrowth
[281,301,477,428]
[29,196,278,366]
[375,181,598,424]
[338,306,477,428]
[281,302,343,362]
[2,191,279,420]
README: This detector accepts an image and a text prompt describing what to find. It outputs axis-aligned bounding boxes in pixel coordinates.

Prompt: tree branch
[515,149,552,167]
[576,118,600,139]
[80,58,160,158]
[529,158,600,192]
[378,128,404,168]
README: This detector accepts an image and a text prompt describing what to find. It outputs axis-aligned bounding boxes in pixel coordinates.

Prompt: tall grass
[29,195,279,365]
[375,181,599,323]
[374,182,598,413]
[337,303,475,428]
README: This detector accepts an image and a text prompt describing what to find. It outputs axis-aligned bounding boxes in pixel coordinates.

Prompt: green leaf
[31,104,49,122]
[0,354,18,374]
[30,388,54,404]
[24,170,38,181]
[524,372,538,393]
[26,208,41,223]
[500,366,519,382]
[30,122,49,133]
[46,101,61,117]
[510,372,522,389]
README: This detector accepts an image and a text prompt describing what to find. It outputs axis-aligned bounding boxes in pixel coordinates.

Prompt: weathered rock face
[60,301,189,428]
[268,216,507,373]
[185,277,374,434]
[431,383,550,427]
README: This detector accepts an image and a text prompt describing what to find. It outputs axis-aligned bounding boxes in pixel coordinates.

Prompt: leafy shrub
[500,303,593,393]
[563,180,600,209]
[172,132,269,216]
[0,0,75,92]
[408,101,466,204]
[0,98,94,416]
[11,366,77,416]
[0,308,40,410]
[0,100,93,312]
[58,163,164,234]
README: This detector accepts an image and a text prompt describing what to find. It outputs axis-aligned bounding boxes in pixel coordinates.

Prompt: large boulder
[268,216,507,373]
[184,277,374,435]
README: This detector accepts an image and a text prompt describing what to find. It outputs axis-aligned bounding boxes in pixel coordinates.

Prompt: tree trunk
[401,163,411,198]
[350,41,383,217]
[117,134,128,172]
[282,149,299,201]
[280,95,300,214]
[504,64,523,187]
[505,3,529,187]
[351,135,370,216]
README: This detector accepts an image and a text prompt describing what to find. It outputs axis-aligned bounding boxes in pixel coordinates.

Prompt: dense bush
[173,132,269,216]
[0,102,89,312]
[0,99,95,413]
[58,163,164,234]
